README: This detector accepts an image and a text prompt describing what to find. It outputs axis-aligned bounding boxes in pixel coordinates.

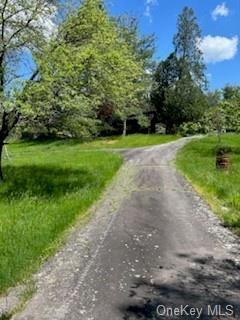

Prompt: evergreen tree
[151,7,207,133]
[151,53,179,133]
[173,6,206,88]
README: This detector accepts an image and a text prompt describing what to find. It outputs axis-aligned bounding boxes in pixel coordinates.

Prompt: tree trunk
[150,118,156,134]
[0,109,20,182]
[166,122,177,134]
[0,141,4,182]
[122,119,127,137]
[166,123,173,134]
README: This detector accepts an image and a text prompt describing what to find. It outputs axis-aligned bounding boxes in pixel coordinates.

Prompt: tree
[151,52,179,133]
[207,90,222,108]
[25,0,146,138]
[165,75,208,129]
[173,6,206,89]
[151,7,207,133]
[115,15,155,135]
[115,15,155,72]
[0,0,57,180]
[223,85,240,102]
[191,88,240,136]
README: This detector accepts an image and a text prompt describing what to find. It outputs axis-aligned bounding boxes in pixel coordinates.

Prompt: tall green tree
[25,0,146,138]
[116,15,155,71]
[0,0,57,180]
[151,53,179,133]
[151,7,207,133]
[115,15,156,134]
[223,85,240,102]
[173,6,206,88]
[207,90,222,108]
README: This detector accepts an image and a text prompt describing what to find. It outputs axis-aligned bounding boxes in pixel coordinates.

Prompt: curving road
[13,138,240,320]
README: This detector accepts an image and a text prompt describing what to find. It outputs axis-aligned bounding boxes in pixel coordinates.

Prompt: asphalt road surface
[13,138,240,320]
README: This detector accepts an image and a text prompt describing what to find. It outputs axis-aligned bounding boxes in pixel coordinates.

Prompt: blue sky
[106,0,240,90]
[17,0,239,91]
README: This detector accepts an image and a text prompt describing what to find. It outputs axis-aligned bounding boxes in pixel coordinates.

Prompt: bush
[215,145,232,156]
[203,101,240,134]
[179,121,203,136]
[180,99,240,136]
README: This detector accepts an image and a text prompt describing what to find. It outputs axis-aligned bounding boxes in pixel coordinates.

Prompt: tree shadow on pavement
[119,253,240,319]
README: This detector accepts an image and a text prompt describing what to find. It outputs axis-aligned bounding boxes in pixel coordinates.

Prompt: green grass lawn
[176,134,240,233]
[0,142,122,294]
[81,133,179,148]
[0,133,177,294]
[10,134,178,155]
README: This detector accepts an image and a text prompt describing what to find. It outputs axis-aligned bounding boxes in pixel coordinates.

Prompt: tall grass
[176,134,240,233]
[0,142,122,293]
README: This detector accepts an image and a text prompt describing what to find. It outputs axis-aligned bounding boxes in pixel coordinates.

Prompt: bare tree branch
[1,0,9,41]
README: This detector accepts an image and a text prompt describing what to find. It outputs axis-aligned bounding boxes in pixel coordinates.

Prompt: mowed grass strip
[0,142,122,293]
[83,133,179,149]
[176,134,240,233]
[9,134,179,157]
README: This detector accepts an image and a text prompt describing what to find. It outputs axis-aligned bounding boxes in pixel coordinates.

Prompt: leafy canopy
[23,0,146,138]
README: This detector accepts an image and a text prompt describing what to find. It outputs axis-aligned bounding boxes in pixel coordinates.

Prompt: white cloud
[212,2,229,20]
[144,0,158,23]
[146,0,158,4]
[198,35,238,63]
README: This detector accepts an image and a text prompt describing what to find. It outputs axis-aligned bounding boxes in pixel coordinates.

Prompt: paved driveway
[14,138,240,320]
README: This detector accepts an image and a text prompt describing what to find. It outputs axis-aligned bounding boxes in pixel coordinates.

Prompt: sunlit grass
[82,134,179,148]
[9,134,179,155]
[176,134,240,233]
[0,142,122,293]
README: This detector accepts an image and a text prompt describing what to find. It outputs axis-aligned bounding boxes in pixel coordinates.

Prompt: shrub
[179,121,203,136]
[215,145,232,156]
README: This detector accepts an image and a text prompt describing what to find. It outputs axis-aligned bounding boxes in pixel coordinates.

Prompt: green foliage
[114,15,155,133]
[202,100,240,134]
[176,134,240,232]
[180,95,240,136]
[151,7,207,133]
[179,121,203,136]
[215,145,232,156]
[0,0,58,180]
[151,53,179,132]
[223,85,240,101]
[137,114,150,129]
[173,6,206,89]
[165,75,207,122]
[206,90,222,108]
[0,0,56,92]
[115,15,155,71]
[22,0,148,138]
